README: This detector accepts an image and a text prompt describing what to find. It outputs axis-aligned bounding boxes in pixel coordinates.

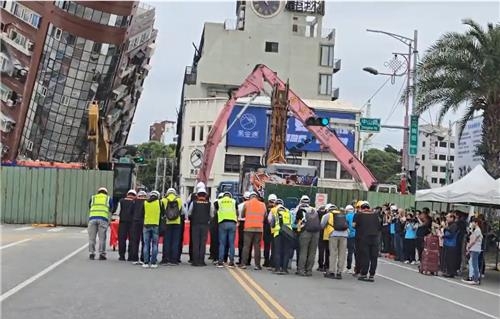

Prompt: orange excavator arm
[197,64,377,190]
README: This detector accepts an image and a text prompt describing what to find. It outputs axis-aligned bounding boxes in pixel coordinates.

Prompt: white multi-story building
[176,1,366,201]
[418,124,456,188]
[182,1,340,100]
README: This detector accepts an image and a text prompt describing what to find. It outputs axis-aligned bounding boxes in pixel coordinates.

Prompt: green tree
[135,142,176,191]
[363,148,401,182]
[415,19,500,178]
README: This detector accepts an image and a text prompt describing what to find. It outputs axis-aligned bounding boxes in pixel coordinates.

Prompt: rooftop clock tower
[236,1,326,37]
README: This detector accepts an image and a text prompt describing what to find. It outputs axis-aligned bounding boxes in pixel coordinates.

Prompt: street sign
[119,157,131,163]
[315,193,328,208]
[409,115,419,156]
[359,118,381,132]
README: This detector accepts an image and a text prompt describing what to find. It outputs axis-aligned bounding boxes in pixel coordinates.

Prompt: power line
[361,76,391,108]
[384,75,407,124]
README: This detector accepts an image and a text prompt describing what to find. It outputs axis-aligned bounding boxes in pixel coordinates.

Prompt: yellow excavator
[87,101,111,170]
[87,101,136,207]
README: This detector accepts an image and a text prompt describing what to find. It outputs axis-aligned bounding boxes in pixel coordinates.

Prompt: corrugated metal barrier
[1,167,113,226]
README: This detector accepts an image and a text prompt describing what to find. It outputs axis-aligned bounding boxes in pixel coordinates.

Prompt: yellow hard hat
[355,200,363,208]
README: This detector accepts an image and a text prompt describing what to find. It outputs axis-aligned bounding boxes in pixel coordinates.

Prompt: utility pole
[409,30,419,194]
[364,29,419,194]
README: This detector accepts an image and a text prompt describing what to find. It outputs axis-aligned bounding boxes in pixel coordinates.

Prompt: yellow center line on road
[227,267,279,319]
[235,268,295,319]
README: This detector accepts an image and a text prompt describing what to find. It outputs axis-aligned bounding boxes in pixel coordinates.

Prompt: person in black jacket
[316,205,329,272]
[188,188,212,266]
[114,190,137,261]
[354,201,382,282]
[416,208,432,263]
[130,191,147,264]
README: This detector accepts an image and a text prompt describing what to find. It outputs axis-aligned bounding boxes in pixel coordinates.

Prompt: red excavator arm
[197,64,377,190]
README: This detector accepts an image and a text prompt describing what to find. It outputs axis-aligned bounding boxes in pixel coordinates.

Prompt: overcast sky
[129,1,500,150]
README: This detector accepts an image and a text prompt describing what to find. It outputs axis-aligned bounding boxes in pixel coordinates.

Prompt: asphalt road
[1,224,499,319]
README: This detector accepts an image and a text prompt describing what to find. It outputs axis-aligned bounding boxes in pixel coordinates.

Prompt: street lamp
[363,28,418,194]
[362,67,379,75]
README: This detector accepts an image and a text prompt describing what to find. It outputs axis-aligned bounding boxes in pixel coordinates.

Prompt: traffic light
[133,156,145,164]
[305,117,329,127]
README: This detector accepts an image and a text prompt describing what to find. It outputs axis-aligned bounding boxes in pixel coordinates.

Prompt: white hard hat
[390,205,398,211]
[268,194,277,202]
[217,193,224,199]
[360,201,370,209]
[276,198,284,205]
[137,191,147,197]
[197,188,207,194]
[223,192,232,197]
[243,191,251,199]
[127,189,137,196]
[325,203,338,211]
[300,195,310,203]
[98,187,108,194]
[166,188,176,195]
[196,182,206,190]
[345,205,354,211]
[151,190,160,198]
[249,191,258,198]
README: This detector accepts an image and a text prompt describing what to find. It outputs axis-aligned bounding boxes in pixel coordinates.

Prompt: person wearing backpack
[321,204,349,279]
[295,195,321,277]
[161,188,184,265]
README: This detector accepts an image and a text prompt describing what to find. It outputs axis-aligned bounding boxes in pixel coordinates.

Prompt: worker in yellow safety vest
[142,190,164,268]
[88,187,113,260]
[160,188,183,265]
[216,192,238,268]
[268,199,293,274]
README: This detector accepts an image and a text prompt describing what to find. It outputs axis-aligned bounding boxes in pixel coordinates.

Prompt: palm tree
[415,19,500,178]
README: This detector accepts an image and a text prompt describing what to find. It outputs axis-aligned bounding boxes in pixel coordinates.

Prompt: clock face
[251,1,282,18]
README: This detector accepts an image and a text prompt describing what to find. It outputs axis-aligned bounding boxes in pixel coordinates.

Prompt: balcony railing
[321,28,336,42]
[333,59,341,73]
[0,33,34,56]
[332,88,340,101]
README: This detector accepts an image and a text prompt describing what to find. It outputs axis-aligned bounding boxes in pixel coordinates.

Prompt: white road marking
[378,273,498,319]
[14,226,34,231]
[80,229,88,234]
[0,238,32,250]
[0,243,89,303]
[379,259,500,297]
[47,227,65,232]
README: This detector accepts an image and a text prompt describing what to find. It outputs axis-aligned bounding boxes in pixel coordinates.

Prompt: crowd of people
[86,184,487,285]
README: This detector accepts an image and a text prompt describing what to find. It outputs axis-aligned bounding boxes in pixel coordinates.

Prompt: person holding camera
[404,212,418,264]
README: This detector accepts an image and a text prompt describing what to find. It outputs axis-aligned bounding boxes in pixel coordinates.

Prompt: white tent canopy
[416,165,500,206]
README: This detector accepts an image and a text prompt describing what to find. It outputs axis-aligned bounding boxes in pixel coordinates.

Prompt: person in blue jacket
[345,205,356,273]
[442,213,459,277]
[404,212,418,264]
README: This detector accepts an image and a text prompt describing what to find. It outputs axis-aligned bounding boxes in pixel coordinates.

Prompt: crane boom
[197,64,377,190]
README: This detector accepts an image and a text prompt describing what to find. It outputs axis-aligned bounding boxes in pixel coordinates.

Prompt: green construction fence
[1,166,113,226]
